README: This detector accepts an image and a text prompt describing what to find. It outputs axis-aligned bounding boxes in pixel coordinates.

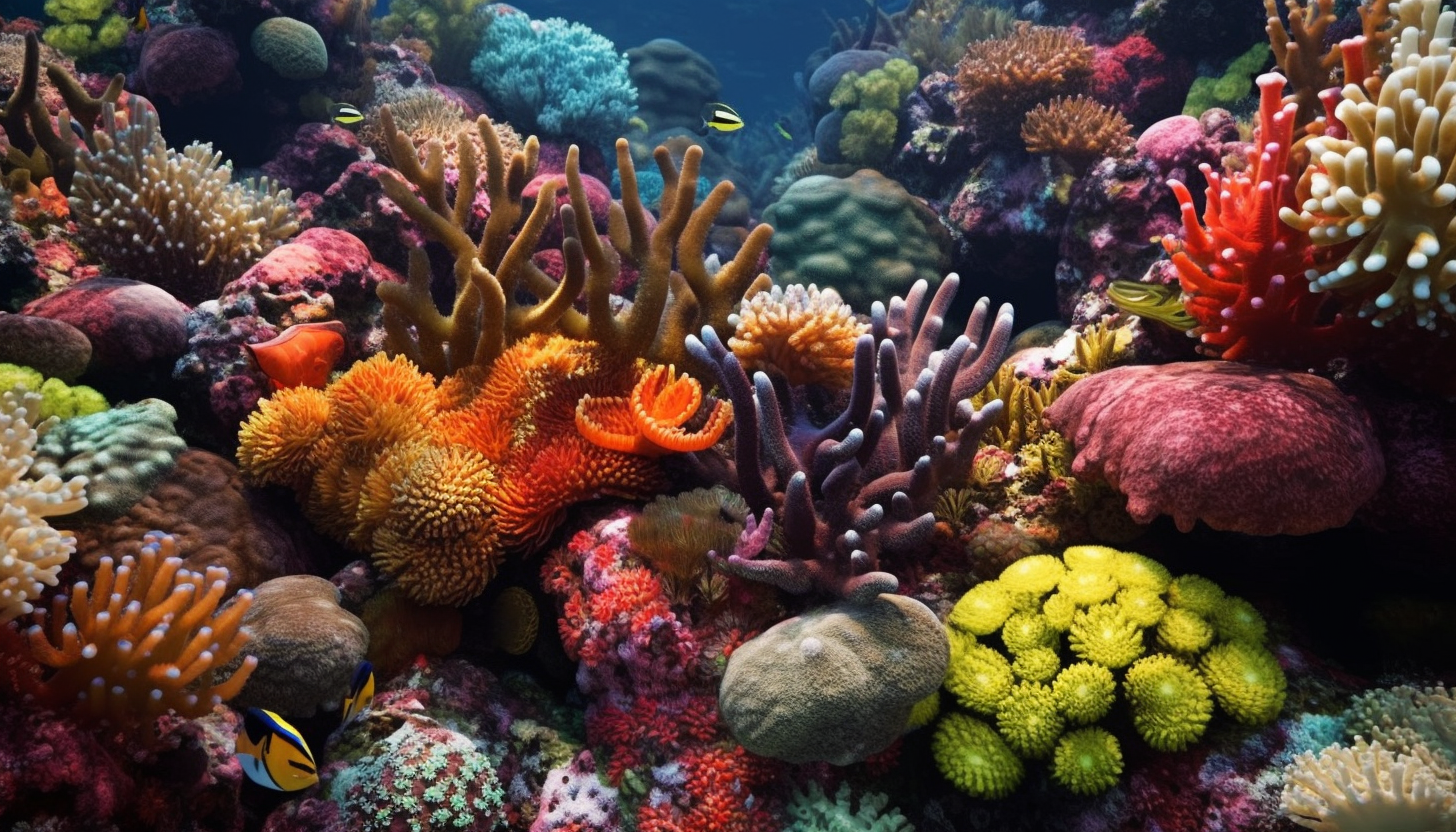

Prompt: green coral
[372,0,491,83]
[29,398,185,523]
[949,580,1015,636]
[933,713,1024,799]
[946,641,1014,714]
[995,681,1064,759]
[0,364,108,421]
[1166,574,1226,617]
[1051,727,1123,795]
[829,58,921,167]
[1067,603,1144,669]
[1052,662,1116,724]
[1199,642,1286,724]
[783,782,913,832]
[1124,654,1214,752]
[42,0,127,58]
[1002,611,1055,654]
[1011,647,1061,683]
[1156,607,1215,654]
[1182,42,1271,116]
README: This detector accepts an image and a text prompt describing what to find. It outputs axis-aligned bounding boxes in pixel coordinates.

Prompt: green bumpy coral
[42,0,127,58]
[0,364,108,421]
[1182,42,1271,116]
[829,58,921,167]
[934,545,1287,797]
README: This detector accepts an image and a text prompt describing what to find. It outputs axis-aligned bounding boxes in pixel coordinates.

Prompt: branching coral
[0,388,87,625]
[690,273,1013,603]
[25,531,256,729]
[953,23,1094,141]
[1282,741,1456,832]
[70,97,298,305]
[374,106,770,379]
[1020,95,1134,172]
[902,0,1017,75]
[727,283,869,388]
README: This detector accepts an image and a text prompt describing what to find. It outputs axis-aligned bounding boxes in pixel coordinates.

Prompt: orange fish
[244,321,348,391]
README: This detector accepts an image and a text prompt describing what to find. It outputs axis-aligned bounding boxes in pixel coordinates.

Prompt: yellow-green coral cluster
[828,58,920,167]
[0,363,107,421]
[933,546,1287,797]
[42,0,127,58]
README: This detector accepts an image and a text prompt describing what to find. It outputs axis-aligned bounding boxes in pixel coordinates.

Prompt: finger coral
[1282,741,1456,832]
[25,531,256,729]
[0,387,87,625]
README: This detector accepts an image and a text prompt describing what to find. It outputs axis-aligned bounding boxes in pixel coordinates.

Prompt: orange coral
[728,283,868,388]
[576,364,732,456]
[235,385,330,490]
[25,532,256,730]
[954,23,1094,137]
[1020,95,1134,171]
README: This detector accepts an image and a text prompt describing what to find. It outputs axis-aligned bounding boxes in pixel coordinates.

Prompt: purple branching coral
[688,273,1015,603]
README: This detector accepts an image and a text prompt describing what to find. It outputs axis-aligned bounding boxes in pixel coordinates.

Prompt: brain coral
[250,17,328,80]
[763,170,949,314]
[1042,362,1385,535]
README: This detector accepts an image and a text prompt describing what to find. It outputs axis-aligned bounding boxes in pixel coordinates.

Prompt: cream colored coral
[1280,0,1456,329]
[728,283,868,388]
[0,388,87,624]
[1282,740,1456,831]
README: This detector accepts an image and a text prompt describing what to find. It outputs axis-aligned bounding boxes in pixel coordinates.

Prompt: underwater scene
[0,0,1455,829]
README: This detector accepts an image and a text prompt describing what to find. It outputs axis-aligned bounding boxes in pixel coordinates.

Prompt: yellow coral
[728,283,868,388]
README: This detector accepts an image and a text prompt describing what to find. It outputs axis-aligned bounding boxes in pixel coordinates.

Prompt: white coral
[0,388,88,624]
[1282,740,1456,832]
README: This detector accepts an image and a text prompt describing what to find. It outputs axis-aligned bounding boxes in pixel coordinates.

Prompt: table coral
[1042,361,1385,535]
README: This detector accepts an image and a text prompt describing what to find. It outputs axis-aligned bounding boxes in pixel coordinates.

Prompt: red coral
[1162,72,1364,367]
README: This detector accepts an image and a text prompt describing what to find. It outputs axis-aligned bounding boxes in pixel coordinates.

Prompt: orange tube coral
[575,364,732,456]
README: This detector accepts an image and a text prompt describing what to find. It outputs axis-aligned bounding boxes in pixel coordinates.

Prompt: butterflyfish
[237,708,319,792]
[699,102,744,133]
[243,321,348,391]
[329,103,364,127]
[131,6,149,32]
[340,661,374,725]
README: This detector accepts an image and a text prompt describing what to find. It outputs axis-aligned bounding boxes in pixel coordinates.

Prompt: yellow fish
[237,708,319,792]
[329,102,364,127]
[340,661,374,725]
[131,6,149,32]
[699,102,744,133]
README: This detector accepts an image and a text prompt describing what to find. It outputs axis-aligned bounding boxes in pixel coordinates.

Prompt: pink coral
[134,25,240,105]
[1042,362,1385,535]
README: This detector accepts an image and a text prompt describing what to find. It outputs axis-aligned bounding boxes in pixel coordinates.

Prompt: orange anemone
[244,321,349,391]
[575,364,732,456]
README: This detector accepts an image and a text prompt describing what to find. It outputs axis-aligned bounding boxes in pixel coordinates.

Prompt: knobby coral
[728,283,869,388]
[1021,95,1134,171]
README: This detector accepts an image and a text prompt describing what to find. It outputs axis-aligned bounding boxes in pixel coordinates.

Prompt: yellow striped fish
[237,708,319,792]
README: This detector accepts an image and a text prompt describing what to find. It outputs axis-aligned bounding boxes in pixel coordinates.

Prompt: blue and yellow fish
[237,708,319,792]
[340,661,374,725]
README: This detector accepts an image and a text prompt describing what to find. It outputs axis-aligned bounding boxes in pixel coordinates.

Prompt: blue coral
[470,9,637,147]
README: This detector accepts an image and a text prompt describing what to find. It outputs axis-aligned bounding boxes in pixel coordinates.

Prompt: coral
[1052,727,1124,796]
[69,98,299,306]
[762,169,947,314]
[945,640,1013,714]
[23,278,190,371]
[134,25,241,105]
[1067,602,1144,669]
[1051,662,1116,724]
[718,592,949,765]
[469,9,636,146]
[827,58,920,167]
[1282,741,1456,832]
[530,750,621,832]
[1344,684,1456,765]
[574,363,733,456]
[729,283,868,389]
[1123,654,1215,752]
[901,0,1017,75]
[0,387,86,624]
[1042,361,1385,535]
[782,781,912,832]
[221,574,369,719]
[1199,641,1287,724]
[933,712,1025,799]
[30,398,187,524]
[41,0,125,58]
[1020,95,1134,172]
[995,680,1063,758]
[372,0,491,83]
[1164,72,1361,365]
[25,531,256,729]
[0,313,91,381]
[250,17,328,80]
[627,485,747,589]
[625,38,720,133]
[359,585,463,678]
[953,23,1094,143]
[1182,43,1270,116]
[0,361,105,420]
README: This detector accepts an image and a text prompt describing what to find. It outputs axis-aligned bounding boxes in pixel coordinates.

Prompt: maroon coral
[1042,362,1385,535]
[133,25,240,105]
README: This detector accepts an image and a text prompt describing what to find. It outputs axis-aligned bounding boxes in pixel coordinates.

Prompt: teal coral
[783,782,914,832]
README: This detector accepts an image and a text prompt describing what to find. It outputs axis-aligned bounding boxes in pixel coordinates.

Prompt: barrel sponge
[29,398,187,524]
[933,712,1025,799]
[218,574,370,718]
[762,169,949,314]
[719,593,949,765]
[251,17,328,80]
[1124,654,1214,751]
[1199,642,1286,725]
[1052,727,1124,796]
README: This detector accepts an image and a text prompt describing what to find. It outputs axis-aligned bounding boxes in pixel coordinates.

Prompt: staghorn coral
[25,531,256,729]
[953,23,1094,141]
[1282,740,1456,832]
[1280,3,1456,330]
[70,97,298,305]
[374,105,771,379]
[728,283,869,388]
[1020,95,1134,172]
[0,387,87,625]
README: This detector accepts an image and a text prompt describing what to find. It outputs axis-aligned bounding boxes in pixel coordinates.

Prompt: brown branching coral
[374,107,772,379]
[1020,95,1134,171]
[1265,0,1340,133]
[954,23,1093,140]
[25,532,256,730]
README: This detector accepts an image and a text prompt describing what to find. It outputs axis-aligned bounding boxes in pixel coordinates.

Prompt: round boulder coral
[1042,362,1386,535]
[719,593,949,765]
[250,17,328,80]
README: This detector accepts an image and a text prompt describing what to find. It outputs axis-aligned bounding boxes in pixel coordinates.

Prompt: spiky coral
[70,97,298,305]
[374,106,770,378]
[728,283,868,388]
[953,23,1094,141]
[0,387,87,625]
[1020,95,1133,171]
[25,531,256,729]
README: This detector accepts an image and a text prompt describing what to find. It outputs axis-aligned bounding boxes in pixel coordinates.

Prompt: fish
[339,660,374,725]
[698,102,744,134]
[130,6,149,32]
[243,321,348,391]
[329,102,364,127]
[236,708,319,792]
[1106,280,1198,331]
[627,115,650,133]
[774,121,793,141]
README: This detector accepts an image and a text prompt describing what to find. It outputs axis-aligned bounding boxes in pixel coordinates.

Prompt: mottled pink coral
[1042,362,1385,535]
[22,277,189,370]
[134,25,240,105]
